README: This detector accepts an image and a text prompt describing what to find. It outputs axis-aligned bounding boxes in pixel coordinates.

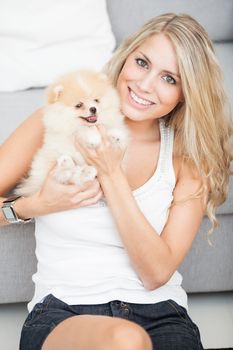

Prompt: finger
[75,139,87,156]
[71,183,101,204]
[79,178,100,192]
[47,161,58,175]
[78,189,103,207]
[97,124,109,145]
[62,178,99,197]
[75,137,94,154]
[75,140,97,163]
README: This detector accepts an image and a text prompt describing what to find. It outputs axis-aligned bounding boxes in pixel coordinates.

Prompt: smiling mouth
[128,88,155,106]
[80,115,98,123]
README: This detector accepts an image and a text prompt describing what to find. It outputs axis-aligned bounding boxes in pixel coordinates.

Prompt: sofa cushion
[0,222,36,303]
[0,88,44,143]
[0,0,115,92]
[107,0,233,45]
[179,214,233,292]
[214,42,233,101]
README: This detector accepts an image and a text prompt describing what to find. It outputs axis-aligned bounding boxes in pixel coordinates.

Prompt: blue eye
[163,75,176,85]
[135,58,149,69]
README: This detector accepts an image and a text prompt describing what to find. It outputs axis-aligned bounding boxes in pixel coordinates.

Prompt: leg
[42,314,153,350]
[127,300,204,350]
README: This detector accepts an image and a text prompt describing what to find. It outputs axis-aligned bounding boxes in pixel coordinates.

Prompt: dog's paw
[108,129,128,148]
[81,165,97,182]
[72,165,97,185]
[53,167,74,184]
[53,155,76,184]
[57,155,75,168]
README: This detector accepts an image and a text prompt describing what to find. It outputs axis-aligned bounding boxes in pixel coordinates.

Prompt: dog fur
[15,70,128,196]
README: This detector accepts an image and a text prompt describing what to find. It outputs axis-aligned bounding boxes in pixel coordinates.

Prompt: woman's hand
[76,125,126,181]
[14,164,103,219]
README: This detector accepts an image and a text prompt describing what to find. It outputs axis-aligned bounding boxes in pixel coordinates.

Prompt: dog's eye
[94,99,99,103]
[75,102,83,108]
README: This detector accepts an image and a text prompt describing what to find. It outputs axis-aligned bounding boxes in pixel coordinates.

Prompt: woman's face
[117,33,183,122]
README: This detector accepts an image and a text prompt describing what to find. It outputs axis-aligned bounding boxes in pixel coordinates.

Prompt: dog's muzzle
[80,106,98,123]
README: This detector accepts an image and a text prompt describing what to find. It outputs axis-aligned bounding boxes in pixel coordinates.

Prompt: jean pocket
[166,299,188,321]
[23,294,54,328]
[167,299,202,342]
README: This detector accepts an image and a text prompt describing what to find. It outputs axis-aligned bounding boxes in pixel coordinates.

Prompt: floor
[0,292,232,350]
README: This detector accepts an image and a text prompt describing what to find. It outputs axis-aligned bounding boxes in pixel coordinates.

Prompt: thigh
[128,299,204,350]
[20,294,75,350]
[20,294,152,350]
[42,314,152,350]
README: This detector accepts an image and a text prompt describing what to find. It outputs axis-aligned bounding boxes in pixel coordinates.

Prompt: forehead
[133,33,179,73]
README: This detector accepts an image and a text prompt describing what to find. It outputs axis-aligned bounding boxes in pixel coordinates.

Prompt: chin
[121,103,154,122]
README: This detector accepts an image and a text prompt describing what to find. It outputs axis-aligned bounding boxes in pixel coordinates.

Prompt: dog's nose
[89,107,97,114]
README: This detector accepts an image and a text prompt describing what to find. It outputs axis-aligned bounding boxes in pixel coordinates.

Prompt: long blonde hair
[105,13,233,235]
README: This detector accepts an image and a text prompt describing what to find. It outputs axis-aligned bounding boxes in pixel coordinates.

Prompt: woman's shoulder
[173,156,202,183]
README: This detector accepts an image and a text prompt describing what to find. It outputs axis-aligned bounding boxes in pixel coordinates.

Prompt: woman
[0,13,232,350]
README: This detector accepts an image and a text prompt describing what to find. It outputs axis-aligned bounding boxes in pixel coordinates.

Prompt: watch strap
[2,196,32,224]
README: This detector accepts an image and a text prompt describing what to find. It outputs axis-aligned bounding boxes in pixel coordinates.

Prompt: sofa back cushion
[0,0,115,91]
[107,0,233,45]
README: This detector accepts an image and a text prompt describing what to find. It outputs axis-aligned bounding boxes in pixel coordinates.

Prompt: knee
[108,320,153,350]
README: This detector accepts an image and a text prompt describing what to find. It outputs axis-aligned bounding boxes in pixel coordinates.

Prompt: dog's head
[46,70,119,126]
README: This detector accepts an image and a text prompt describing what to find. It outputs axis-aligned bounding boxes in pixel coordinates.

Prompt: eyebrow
[139,51,181,79]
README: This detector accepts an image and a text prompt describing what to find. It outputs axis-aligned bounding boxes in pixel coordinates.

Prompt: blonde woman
[0,13,232,350]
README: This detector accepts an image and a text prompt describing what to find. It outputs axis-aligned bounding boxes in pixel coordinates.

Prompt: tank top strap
[157,118,175,186]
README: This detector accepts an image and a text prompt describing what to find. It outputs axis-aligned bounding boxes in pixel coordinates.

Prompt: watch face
[3,206,16,220]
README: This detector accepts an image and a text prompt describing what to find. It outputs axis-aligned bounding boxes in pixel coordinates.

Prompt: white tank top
[28,119,187,312]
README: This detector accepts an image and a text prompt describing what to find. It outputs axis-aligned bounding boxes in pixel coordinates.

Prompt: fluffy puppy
[15,70,128,196]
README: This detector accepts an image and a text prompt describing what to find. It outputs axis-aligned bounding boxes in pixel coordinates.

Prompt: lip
[127,87,155,110]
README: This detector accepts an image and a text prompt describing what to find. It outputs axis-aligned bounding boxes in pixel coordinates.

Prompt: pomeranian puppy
[15,70,128,196]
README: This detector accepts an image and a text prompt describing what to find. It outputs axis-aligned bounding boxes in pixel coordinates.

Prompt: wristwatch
[1,196,32,224]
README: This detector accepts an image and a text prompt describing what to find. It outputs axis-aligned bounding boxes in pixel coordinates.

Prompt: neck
[125,117,160,142]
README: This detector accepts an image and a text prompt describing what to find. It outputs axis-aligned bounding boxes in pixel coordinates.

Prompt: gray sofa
[0,0,232,304]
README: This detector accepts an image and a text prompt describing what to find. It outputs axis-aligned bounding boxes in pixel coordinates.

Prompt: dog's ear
[47,84,64,103]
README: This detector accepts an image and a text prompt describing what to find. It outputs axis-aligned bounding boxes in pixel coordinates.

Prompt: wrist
[98,167,125,187]
[1,195,34,224]
[98,167,133,203]
[14,196,36,220]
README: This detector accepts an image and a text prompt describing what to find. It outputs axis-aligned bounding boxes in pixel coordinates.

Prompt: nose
[136,73,156,94]
[89,106,97,114]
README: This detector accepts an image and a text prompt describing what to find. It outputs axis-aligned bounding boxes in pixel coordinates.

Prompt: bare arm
[0,109,102,226]
[0,108,44,224]
[0,108,45,195]
[99,160,206,290]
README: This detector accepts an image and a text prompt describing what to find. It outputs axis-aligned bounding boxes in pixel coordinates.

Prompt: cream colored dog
[16,70,128,196]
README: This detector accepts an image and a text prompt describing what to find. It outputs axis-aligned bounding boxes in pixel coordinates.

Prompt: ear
[47,84,64,103]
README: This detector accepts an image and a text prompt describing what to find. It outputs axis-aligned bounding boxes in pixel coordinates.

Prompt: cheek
[157,83,182,107]
[117,59,140,88]
[117,72,129,90]
[116,74,128,102]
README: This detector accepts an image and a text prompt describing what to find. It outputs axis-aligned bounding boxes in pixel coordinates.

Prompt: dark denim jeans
[20,294,203,350]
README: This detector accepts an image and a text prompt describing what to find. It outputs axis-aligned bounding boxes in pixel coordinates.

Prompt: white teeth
[130,89,153,106]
